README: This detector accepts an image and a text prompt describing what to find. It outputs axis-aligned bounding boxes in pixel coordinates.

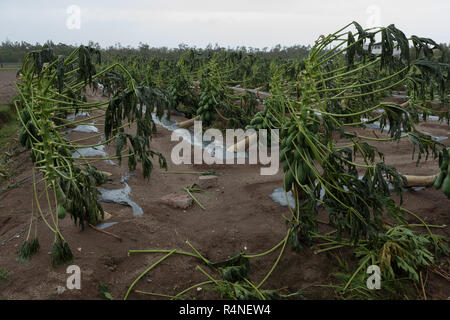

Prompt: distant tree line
[1,39,447,64]
[0,40,311,63]
[0,40,77,63]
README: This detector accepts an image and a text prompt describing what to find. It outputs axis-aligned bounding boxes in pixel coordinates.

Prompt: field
[0,76,448,299]
[0,23,449,300]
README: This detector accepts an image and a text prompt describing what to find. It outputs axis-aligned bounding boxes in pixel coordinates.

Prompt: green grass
[0,64,20,71]
[0,103,19,182]
[0,103,16,116]
[0,267,10,282]
[0,103,18,146]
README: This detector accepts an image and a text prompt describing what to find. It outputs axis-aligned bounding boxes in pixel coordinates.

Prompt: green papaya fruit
[57,204,66,219]
[254,116,263,124]
[280,147,290,161]
[286,133,296,148]
[284,169,294,192]
[440,158,449,171]
[442,174,450,198]
[19,128,28,147]
[20,109,31,124]
[288,125,297,136]
[296,133,305,147]
[286,152,294,165]
[282,161,290,173]
[297,162,306,184]
[434,171,445,190]
[55,185,66,205]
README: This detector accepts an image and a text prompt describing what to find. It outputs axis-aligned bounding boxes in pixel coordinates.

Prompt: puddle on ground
[361,118,447,142]
[66,111,90,121]
[151,112,180,131]
[409,187,425,192]
[361,119,390,132]
[71,144,116,165]
[269,187,296,209]
[230,86,271,98]
[424,115,441,121]
[95,221,119,230]
[72,145,108,158]
[97,173,144,216]
[72,124,99,133]
[63,108,143,217]
[151,112,249,160]
[431,136,448,142]
[65,111,98,139]
[151,104,448,162]
[392,91,445,101]
[270,176,424,209]
[374,109,444,122]
[270,186,326,209]
[392,94,410,99]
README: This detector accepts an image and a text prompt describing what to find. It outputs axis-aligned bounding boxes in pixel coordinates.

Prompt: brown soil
[0,72,449,300]
[0,70,18,104]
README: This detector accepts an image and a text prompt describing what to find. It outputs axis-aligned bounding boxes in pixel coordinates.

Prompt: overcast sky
[1,0,449,48]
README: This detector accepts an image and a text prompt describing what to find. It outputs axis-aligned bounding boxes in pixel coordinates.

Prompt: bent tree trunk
[403,174,438,187]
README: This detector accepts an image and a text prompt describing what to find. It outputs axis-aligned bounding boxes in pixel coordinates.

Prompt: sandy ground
[0,70,449,300]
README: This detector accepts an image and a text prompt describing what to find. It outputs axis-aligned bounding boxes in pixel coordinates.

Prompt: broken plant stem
[184,184,206,210]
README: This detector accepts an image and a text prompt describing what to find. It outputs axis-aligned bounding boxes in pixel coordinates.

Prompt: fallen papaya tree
[15,45,169,266]
[124,22,449,300]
